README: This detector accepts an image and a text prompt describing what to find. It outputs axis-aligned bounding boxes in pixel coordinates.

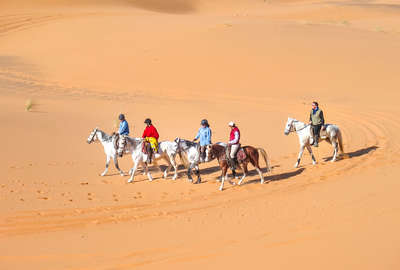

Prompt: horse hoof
[100,173,106,177]
[127,179,133,183]
[219,187,223,191]
[294,164,299,168]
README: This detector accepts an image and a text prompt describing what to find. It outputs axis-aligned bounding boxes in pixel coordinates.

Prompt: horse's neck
[214,147,225,158]
[126,138,142,150]
[294,121,307,131]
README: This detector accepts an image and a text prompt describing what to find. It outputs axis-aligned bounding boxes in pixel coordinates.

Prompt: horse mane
[97,129,113,142]
[211,144,226,157]
[125,137,143,147]
[177,138,198,150]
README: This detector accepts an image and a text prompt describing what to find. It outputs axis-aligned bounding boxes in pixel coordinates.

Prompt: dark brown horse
[206,144,271,191]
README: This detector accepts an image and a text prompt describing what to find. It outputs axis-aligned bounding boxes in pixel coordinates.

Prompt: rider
[142,118,159,163]
[227,121,240,170]
[118,114,130,136]
[309,101,325,147]
[193,119,212,162]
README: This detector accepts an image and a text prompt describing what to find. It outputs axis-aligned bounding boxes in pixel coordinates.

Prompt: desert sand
[1,0,400,269]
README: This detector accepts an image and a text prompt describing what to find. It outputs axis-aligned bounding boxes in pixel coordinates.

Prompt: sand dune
[1,0,400,269]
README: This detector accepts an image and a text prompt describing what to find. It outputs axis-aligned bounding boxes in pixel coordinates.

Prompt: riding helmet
[119,114,125,120]
[144,118,152,125]
[228,121,235,127]
[201,119,209,126]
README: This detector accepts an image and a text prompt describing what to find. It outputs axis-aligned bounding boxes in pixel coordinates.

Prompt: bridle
[288,120,309,133]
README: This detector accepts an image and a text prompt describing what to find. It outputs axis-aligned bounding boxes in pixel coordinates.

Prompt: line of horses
[87,117,345,191]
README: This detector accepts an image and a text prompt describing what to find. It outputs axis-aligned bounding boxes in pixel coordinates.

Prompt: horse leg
[294,144,305,168]
[101,155,111,176]
[113,156,124,176]
[144,161,153,181]
[306,144,317,165]
[162,156,171,179]
[219,165,227,191]
[187,163,194,182]
[127,159,139,183]
[331,139,338,162]
[238,162,248,186]
[170,155,178,180]
[194,164,201,184]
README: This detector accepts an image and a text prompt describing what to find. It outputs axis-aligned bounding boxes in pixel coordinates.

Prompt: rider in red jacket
[142,122,159,139]
[142,118,159,163]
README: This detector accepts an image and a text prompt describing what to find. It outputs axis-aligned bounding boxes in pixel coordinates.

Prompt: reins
[290,121,309,132]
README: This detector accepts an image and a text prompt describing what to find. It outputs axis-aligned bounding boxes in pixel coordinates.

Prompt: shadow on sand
[323,145,378,162]
[240,168,305,186]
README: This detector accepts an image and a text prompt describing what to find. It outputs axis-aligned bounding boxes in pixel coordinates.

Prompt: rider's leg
[230,144,240,169]
[314,124,322,147]
[199,146,205,162]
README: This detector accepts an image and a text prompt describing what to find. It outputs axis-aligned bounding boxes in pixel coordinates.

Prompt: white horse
[284,117,344,168]
[86,128,124,177]
[174,138,202,184]
[117,136,180,182]
[116,136,152,183]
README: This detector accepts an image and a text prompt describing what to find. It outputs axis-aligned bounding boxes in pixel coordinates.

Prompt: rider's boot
[230,157,238,170]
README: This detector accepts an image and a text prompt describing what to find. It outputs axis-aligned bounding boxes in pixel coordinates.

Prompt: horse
[174,138,203,184]
[115,136,153,183]
[205,144,271,191]
[86,128,124,177]
[117,136,180,182]
[284,117,344,168]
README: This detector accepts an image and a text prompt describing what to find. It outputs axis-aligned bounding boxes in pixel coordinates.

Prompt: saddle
[320,125,329,139]
[226,144,247,169]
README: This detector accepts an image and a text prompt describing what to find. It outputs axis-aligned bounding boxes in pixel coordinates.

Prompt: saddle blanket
[237,148,247,162]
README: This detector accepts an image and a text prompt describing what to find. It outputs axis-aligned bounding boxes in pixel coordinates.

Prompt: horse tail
[337,129,344,154]
[257,148,271,172]
[178,152,189,169]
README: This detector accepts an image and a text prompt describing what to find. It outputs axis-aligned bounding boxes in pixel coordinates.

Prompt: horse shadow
[240,168,305,186]
[323,145,378,162]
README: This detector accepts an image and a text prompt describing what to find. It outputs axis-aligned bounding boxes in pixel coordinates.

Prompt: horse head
[205,144,219,162]
[284,118,295,135]
[87,127,99,144]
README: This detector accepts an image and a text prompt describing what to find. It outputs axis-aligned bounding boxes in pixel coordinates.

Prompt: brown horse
[205,144,271,191]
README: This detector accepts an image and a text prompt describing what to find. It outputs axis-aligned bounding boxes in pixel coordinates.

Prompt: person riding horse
[309,101,325,147]
[118,114,130,136]
[193,119,212,162]
[227,121,240,170]
[115,114,130,155]
[142,118,159,164]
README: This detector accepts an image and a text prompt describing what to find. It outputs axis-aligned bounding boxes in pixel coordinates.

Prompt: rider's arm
[142,127,147,138]
[321,111,325,125]
[207,128,212,144]
[194,129,200,141]
[119,121,127,134]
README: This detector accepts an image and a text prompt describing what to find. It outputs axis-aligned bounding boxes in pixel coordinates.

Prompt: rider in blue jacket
[118,114,130,135]
[193,119,212,162]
